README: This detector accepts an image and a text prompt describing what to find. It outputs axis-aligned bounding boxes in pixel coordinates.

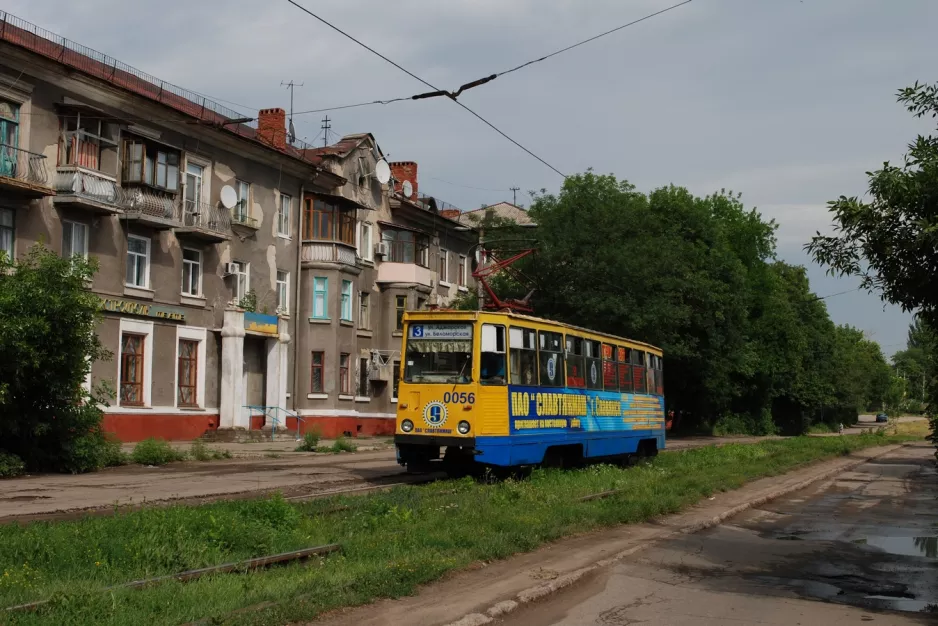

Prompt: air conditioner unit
[369,363,392,382]
[223,262,238,276]
[374,241,390,257]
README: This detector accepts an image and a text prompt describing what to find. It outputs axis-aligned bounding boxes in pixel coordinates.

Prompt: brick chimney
[440,209,461,220]
[390,161,418,197]
[257,108,287,150]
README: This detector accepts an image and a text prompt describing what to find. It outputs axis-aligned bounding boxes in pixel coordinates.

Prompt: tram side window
[618,347,633,392]
[602,344,618,391]
[585,339,603,390]
[480,324,507,386]
[653,354,664,395]
[539,330,565,388]
[509,327,538,386]
[632,349,647,393]
[565,336,586,388]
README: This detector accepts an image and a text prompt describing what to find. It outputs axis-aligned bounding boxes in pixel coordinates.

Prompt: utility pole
[510,186,520,206]
[321,115,331,147]
[476,228,485,311]
[281,80,303,145]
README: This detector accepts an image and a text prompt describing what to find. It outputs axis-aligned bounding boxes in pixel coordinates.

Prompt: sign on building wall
[100,298,186,322]
[244,312,279,336]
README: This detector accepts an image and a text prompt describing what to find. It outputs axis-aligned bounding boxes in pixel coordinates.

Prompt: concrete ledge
[441,444,907,626]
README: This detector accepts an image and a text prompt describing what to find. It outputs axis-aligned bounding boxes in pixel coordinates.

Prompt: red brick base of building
[288,416,395,439]
[102,413,219,442]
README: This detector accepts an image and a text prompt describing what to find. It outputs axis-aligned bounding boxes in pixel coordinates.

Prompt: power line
[495,0,694,78]
[428,176,509,192]
[809,287,863,302]
[285,0,566,178]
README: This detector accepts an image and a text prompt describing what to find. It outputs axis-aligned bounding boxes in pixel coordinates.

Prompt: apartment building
[0,12,478,441]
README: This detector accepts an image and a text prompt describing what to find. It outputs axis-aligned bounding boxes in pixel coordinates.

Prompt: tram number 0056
[443,392,475,404]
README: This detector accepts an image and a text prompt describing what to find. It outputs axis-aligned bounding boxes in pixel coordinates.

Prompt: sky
[5,0,935,355]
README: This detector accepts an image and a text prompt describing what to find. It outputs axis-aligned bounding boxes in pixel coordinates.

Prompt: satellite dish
[288,119,296,145]
[220,185,238,210]
[402,180,414,198]
[374,159,391,185]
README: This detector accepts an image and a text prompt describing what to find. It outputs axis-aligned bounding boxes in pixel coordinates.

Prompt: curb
[443,444,905,626]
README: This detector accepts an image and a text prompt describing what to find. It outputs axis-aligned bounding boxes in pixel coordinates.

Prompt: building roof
[302,134,378,162]
[459,202,536,226]
[0,11,321,167]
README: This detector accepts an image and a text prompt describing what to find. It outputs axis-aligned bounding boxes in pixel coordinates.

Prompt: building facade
[0,12,478,441]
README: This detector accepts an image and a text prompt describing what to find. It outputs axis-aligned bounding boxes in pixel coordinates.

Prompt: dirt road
[496,444,938,625]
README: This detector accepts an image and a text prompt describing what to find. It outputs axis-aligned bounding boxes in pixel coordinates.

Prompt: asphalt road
[497,444,938,625]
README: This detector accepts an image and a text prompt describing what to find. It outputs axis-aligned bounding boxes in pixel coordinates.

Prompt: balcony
[53,167,126,215]
[121,188,180,230]
[230,203,259,236]
[376,262,435,289]
[0,144,55,198]
[175,200,231,243]
[302,241,357,267]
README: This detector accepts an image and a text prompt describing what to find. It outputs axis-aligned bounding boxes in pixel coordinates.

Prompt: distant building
[459,202,536,228]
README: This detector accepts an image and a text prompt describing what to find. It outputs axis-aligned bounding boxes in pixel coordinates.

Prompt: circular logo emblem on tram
[546,356,557,382]
[590,362,598,386]
[423,401,449,427]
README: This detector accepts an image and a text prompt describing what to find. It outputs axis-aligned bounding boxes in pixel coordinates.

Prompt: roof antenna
[321,115,331,147]
[281,80,304,145]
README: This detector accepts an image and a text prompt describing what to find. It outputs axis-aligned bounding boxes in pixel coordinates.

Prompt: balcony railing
[122,189,178,228]
[231,204,258,230]
[53,166,127,213]
[0,144,53,194]
[176,199,231,241]
[302,241,357,266]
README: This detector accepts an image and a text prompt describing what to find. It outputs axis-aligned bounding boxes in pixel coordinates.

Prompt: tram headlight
[401,419,414,433]
[457,420,471,435]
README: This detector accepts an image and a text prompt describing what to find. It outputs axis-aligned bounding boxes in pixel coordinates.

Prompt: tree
[0,245,115,473]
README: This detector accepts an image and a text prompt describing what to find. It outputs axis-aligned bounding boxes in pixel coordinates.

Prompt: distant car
[875,413,888,423]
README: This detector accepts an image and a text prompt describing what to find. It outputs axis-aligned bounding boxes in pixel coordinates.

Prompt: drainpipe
[292,182,305,415]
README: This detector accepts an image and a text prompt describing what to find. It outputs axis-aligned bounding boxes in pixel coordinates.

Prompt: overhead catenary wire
[284,0,567,178]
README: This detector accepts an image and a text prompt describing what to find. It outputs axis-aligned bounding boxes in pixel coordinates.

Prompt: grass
[0,432,918,625]
[129,439,186,466]
[189,441,232,462]
[294,430,321,453]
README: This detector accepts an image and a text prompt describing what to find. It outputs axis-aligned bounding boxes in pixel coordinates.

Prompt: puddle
[862,595,938,613]
[863,536,938,558]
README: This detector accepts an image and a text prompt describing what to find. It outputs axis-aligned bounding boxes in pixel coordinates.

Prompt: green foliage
[0,245,114,474]
[332,436,357,453]
[295,430,322,452]
[238,288,258,312]
[130,439,186,466]
[0,434,909,624]
[0,452,25,478]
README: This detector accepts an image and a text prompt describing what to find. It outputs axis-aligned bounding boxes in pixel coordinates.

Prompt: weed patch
[295,430,322,453]
[130,439,186,466]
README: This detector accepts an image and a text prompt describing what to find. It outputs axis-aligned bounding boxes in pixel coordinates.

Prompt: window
[458,255,467,287]
[509,327,538,386]
[382,228,429,266]
[231,261,249,302]
[438,248,449,283]
[618,347,633,392]
[312,277,328,319]
[278,193,292,237]
[585,339,603,390]
[122,138,179,192]
[177,339,199,407]
[276,270,289,313]
[184,163,204,216]
[0,208,12,259]
[119,333,145,406]
[632,349,647,393]
[480,324,506,386]
[302,197,355,244]
[565,336,586,389]
[341,280,353,321]
[538,331,564,388]
[359,292,370,329]
[339,353,350,395]
[235,180,251,222]
[0,101,19,178]
[405,324,473,384]
[58,111,117,170]
[392,361,401,401]
[395,295,406,331]
[126,235,150,288]
[358,357,370,397]
[359,222,373,261]
[181,248,202,296]
[310,351,324,393]
[62,220,89,260]
[602,344,618,392]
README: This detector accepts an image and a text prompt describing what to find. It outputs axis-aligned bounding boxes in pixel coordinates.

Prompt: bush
[100,438,129,467]
[190,440,231,461]
[332,436,358,453]
[0,245,112,473]
[295,430,322,452]
[712,410,777,437]
[0,452,24,478]
[131,439,186,466]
